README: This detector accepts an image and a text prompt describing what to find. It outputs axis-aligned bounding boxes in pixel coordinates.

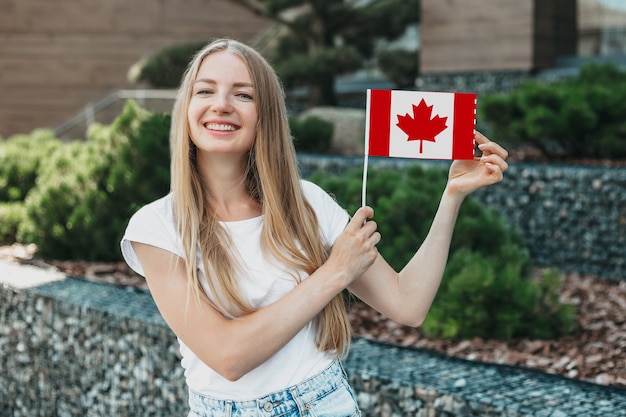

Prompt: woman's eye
[196,89,212,95]
[238,93,253,100]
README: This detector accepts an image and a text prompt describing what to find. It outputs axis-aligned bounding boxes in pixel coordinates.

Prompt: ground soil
[1,243,624,389]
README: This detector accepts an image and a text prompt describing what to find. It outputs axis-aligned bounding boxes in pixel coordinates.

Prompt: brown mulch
[349,273,626,389]
[1,243,624,389]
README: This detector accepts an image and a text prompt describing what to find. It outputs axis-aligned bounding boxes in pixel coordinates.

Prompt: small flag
[365,89,476,160]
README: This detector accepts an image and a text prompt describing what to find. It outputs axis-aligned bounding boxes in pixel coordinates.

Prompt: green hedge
[480,62,626,159]
[0,130,60,202]
[0,202,26,245]
[17,101,170,261]
[311,166,576,340]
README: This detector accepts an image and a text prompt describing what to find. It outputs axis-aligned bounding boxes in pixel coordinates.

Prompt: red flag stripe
[368,89,392,157]
[452,93,476,160]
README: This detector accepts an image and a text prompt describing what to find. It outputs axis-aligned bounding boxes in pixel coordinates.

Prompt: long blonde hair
[169,38,351,355]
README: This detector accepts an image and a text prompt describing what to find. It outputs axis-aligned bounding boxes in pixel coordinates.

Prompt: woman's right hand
[324,206,381,287]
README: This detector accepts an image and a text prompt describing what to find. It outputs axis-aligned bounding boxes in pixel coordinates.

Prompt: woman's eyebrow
[194,78,253,88]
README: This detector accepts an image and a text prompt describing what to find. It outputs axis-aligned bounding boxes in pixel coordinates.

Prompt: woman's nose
[211,93,233,113]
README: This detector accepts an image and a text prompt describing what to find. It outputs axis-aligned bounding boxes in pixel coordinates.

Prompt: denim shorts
[187,360,361,417]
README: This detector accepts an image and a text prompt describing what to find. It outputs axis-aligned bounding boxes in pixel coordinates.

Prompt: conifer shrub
[480,62,626,159]
[289,115,334,153]
[18,101,170,261]
[18,139,109,259]
[0,202,26,244]
[311,165,577,340]
[0,130,60,202]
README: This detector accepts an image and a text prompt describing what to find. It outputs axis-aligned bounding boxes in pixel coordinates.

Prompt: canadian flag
[365,89,477,160]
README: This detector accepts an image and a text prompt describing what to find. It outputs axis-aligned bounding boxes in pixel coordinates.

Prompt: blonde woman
[121,38,508,416]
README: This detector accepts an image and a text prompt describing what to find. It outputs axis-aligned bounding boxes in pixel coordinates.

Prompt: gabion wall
[2,280,624,417]
[0,285,187,417]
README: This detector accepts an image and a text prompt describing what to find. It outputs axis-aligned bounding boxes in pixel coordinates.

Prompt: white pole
[362,89,372,207]
[361,152,369,207]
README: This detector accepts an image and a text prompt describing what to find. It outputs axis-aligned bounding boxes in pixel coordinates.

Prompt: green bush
[18,139,109,259]
[0,130,60,202]
[18,100,170,261]
[137,41,207,88]
[0,202,26,244]
[480,62,626,159]
[290,115,334,154]
[311,165,576,340]
[424,247,576,340]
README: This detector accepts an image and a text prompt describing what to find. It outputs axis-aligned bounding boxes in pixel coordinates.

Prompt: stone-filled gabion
[0,279,187,417]
[2,273,625,416]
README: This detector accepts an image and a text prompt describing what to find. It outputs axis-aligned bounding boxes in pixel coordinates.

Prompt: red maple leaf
[396,98,448,153]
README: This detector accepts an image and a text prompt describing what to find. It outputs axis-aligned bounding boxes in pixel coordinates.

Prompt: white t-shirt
[120,180,349,400]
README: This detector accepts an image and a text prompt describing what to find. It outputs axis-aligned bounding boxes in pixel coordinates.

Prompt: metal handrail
[54,89,177,137]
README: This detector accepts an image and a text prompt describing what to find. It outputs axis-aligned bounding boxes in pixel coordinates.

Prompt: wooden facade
[420,0,577,73]
[0,0,271,138]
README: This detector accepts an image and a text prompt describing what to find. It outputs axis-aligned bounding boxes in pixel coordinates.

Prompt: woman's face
[187,50,258,159]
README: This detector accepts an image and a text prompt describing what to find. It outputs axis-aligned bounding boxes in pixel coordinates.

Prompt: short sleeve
[120,194,183,277]
[300,180,350,246]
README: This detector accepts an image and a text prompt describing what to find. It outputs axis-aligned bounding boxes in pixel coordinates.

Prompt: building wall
[578,0,626,56]
[420,0,577,74]
[0,0,271,138]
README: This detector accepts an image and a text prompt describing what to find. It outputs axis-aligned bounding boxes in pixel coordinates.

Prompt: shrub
[290,115,334,153]
[18,139,110,259]
[424,247,577,340]
[0,202,26,244]
[0,130,60,202]
[480,62,626,159]
[18,101,170,261]
[311,165,576,340]
[137,41,207,88]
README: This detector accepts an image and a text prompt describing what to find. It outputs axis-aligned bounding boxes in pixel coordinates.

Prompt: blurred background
[1,0,625,141]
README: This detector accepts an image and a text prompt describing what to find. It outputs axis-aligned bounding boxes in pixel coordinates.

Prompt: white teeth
[205,123,236,131]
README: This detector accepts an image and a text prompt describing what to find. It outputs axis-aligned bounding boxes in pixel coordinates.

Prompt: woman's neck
[197,154,261,222]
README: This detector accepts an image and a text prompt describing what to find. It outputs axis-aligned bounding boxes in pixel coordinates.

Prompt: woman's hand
[324,206,381,287]
[446,131,509,199]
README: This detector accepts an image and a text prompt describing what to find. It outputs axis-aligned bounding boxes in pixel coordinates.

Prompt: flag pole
[362,89,371,208]
[362,151,369,208]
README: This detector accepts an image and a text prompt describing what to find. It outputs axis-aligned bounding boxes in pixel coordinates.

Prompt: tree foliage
[231,0,420,105]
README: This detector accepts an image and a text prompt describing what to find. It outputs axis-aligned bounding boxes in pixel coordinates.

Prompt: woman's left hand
[446,131,509,198]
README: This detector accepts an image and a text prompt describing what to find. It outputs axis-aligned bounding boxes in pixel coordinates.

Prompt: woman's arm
[347,132,509,326]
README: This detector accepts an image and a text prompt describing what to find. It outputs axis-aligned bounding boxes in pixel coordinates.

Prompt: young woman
[121,38,508,416]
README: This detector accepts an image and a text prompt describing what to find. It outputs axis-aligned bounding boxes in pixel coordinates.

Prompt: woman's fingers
[476,131,509,160]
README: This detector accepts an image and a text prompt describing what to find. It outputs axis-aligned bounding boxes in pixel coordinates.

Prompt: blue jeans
[187,360,361,417]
